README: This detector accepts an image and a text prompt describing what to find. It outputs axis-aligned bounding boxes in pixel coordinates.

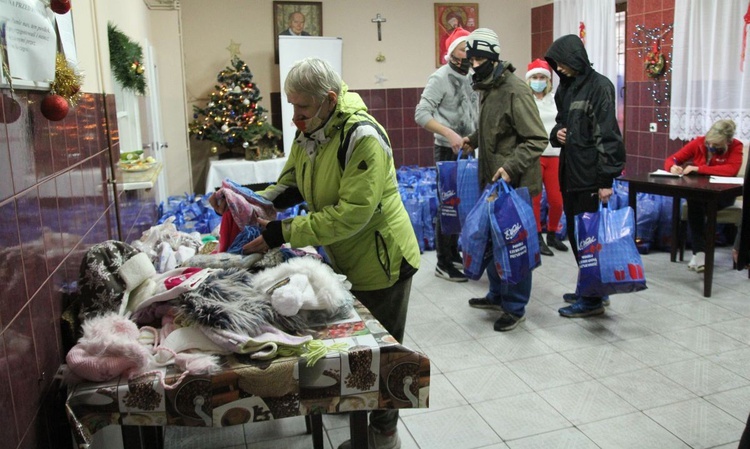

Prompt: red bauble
[50,0,71,14]
[1,94,21,124]
[41,95,70,121]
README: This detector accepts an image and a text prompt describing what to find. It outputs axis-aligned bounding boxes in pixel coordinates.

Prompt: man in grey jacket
[415,26,478,282]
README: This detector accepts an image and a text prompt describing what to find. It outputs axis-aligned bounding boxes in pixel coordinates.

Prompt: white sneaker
[688,252,705,272]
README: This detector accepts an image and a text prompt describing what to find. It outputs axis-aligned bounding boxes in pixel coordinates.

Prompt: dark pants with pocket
[351,276,413,433]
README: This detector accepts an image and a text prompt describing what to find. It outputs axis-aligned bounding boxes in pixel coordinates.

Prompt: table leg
[670,196,681,262]
[629,188,637,241]
[704,201,717,297]
[350,411,368,449]
[310,414,324,449]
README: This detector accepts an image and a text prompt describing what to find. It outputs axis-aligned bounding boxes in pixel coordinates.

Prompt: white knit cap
[466,28,501,61]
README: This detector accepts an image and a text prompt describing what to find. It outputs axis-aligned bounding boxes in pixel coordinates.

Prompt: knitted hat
[526,58,552,80]
[444,27,471,63]
[466,28,501,61]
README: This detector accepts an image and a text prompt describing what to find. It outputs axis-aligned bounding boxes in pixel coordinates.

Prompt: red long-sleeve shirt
[664,136,744,176]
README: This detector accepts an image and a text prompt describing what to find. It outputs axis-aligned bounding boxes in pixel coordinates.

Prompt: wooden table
[65,301,430,449]
[618,173,743,297]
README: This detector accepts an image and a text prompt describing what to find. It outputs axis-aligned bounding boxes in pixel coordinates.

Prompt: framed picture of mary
[434,3,478,67]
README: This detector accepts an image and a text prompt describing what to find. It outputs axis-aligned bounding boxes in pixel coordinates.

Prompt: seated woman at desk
[664,119,744,272]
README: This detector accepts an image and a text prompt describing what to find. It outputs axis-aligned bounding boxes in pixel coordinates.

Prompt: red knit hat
[444,27,471,63]
[526,58,552,80]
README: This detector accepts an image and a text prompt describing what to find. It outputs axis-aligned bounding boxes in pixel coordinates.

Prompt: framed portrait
[434,3,478,67]
[273,1,323,63]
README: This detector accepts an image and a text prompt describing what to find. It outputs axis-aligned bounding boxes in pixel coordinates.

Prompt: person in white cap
[525,58,569,256]
[415,26,478,282]
[461,28,548,332]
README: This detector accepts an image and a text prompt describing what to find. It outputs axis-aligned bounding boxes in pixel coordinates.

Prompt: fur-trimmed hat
[444,27,471,63]
[466,28,501,62]
[526,59,552,80]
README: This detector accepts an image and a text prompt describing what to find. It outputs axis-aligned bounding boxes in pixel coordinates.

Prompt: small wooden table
[617,173,743,297]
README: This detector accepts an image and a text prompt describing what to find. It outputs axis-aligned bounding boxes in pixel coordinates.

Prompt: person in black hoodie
[545,34,626,318]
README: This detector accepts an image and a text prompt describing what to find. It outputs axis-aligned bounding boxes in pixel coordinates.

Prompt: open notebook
[649,169,682,177]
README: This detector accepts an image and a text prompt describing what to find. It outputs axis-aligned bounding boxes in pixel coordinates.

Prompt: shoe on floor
[338,426,401,449]
[539,233,554,256]
[547,233,569,251]
[494,312,526,331]
[563,293,610,306]
[688,252,705,272]
[559,300,606,318]
[468,297,503,311]
[451,253,464,270]
[435,263,468,282]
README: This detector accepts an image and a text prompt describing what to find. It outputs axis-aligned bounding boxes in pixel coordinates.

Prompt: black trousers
[434,144,461,265]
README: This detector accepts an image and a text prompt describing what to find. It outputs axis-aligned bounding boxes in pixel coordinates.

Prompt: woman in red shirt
[664,119,743,272]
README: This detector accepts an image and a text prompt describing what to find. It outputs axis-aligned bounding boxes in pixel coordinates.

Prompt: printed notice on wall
[0,0,56,83]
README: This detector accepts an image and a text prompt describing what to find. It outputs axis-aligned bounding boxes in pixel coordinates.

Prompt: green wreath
[107,23,147,95]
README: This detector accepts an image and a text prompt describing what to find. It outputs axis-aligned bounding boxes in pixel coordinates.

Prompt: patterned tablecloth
[65,301,431,447]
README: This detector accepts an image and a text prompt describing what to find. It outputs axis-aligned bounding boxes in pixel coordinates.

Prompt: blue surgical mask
[529,80,547,93]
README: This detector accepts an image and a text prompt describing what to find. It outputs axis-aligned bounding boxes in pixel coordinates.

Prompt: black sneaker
[539,233,554,256]
[468,297,503,311]
[563,293,610,306]
[494,312,526,331]
[435,264,468,282]
[451,253,463,270]
[546,233,569,252]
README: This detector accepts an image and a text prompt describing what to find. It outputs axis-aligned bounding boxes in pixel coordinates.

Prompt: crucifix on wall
[371,13,386,41]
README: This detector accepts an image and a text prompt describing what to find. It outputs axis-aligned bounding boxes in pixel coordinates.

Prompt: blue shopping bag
[488,180,541,284]
[460,182,495,280]
[456,151,479,227]
[575,203,648,297]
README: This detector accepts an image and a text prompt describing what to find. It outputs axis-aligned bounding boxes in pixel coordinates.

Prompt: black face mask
[449,57,471,75]
[471,59,495,83]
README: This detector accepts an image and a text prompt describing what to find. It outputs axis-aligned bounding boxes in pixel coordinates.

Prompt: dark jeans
[563,188,605,305]
[434,144,461,266]
[351,276,413,433]
[686,196,737,254]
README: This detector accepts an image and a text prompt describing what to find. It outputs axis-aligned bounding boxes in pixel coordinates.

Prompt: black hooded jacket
[545,35,625,192]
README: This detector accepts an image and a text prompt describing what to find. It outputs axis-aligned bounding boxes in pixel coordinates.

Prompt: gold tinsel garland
[51,53,84,106]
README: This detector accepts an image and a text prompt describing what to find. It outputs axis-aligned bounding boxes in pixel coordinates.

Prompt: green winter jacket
[466,62,548,197]
[260,83,420,291]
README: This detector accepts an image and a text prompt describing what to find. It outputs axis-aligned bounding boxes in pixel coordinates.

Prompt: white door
[143,40,168,205]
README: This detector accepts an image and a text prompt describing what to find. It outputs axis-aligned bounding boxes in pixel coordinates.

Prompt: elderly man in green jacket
[461,28,548,332]
[235,57,419,449]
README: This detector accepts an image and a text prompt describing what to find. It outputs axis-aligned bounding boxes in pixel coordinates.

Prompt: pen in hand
[671,158,684,175]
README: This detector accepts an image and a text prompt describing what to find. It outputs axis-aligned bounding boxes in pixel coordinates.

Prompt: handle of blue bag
[498,178,510,193]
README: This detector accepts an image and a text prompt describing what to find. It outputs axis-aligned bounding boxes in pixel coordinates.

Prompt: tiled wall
[0,89,157,449]
[531,3,554,60]
[271,88,447,168]
[624,0,686,174]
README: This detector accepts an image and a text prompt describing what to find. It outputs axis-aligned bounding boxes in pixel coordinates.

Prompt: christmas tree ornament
[50,0,71,14]
[221,124,229,132]
[242,98,250,106]
[632,23,674,126]
[41,94,70,121]
[242,142,249,149]
[211,146,218,154]
[1,94,21,124]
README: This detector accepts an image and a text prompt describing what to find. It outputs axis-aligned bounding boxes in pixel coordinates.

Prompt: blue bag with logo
[460,182,495,280]
[488,180,541,284]
[575,203,648,297]
[456,151,479,227]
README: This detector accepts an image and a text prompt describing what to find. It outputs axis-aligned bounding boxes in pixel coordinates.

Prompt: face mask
[530,80,547,93]
[707,143,727,154]
[450,57,471,75]
[293,99,327,133]
[471,60,494,83]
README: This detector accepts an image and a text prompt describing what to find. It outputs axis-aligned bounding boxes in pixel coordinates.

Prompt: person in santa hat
[525,58,569,256]
[415,26,478,282]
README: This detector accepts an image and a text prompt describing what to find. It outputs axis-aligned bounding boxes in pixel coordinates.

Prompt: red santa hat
[444,27,471,63]
[526,58,552,80]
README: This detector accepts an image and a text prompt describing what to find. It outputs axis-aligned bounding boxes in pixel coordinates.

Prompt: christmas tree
[188,56,282,160]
